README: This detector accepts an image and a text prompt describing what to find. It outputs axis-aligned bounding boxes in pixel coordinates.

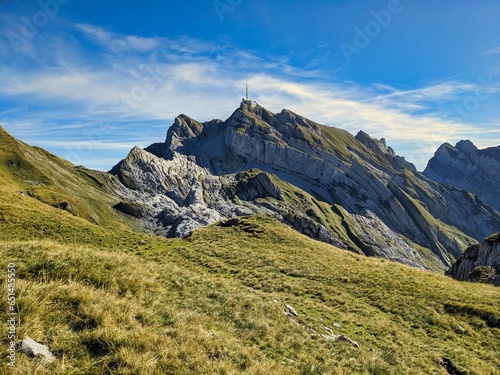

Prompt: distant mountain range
[424,140,500,212]
[1,101,499,273]
[106,101,500,272]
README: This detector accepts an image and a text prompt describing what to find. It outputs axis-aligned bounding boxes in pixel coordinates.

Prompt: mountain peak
[106,103,500,272]
[355,130,394,157]
[455,139,478,154]
[171,114,204,139]
[424,140,500,211]
[355,130,417,172]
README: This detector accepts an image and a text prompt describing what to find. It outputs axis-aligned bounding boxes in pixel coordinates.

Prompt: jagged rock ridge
[446,233,500,285]
[109,102,500,271]
[424,140,500,211]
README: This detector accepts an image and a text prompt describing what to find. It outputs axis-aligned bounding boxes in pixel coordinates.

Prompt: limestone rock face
[446,233,500,285]
[424,141,500,211]
[109,102,500,271]
[355,131,417,173]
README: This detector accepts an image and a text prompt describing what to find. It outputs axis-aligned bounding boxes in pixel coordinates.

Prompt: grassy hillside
[0,125,135,230]
[0,125,499,374]
[0,193,498,374]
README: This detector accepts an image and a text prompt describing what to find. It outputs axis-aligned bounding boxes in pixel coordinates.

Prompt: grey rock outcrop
[20,337,56,363]
[285,305,298,317]
[446,233,500,285]
[424,140,500,211]
[108,101,500,271]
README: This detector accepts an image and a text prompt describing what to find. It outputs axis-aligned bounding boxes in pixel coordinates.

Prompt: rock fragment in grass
[456,323,466,333]
[218,218,241,227]
[285,304,298,317]
[20,337,56,363]
[321,327,360,348]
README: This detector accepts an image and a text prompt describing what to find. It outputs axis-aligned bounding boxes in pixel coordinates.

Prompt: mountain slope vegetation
[0,126,499,374]
[0,125,141,233]
[1,212,499,374]
[110,102,500,271]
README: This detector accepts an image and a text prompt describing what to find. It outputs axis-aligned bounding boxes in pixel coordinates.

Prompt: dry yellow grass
[0,126,498,373]
[0,215,498,374]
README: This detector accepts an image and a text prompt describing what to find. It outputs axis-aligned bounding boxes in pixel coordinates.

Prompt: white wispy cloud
[482,47,500,55]
[75,23,162,53]
[1,22,499,171]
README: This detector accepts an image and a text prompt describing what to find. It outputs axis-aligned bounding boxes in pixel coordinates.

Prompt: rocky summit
[424,140,500,212]
[109,101,500,271]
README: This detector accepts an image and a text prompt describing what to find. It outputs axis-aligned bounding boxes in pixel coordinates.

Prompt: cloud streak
[1,22,499,171]
[482,47,500,55]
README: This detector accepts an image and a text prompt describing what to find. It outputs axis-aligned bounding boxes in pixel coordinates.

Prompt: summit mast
[241,79,255,108]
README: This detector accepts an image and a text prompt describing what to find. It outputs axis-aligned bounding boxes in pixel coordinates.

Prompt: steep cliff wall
[446,233,500,285]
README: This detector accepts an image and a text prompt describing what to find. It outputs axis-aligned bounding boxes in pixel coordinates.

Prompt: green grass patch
[1,215,498,374]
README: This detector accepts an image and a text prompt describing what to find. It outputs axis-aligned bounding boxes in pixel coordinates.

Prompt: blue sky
[0,0,499,170]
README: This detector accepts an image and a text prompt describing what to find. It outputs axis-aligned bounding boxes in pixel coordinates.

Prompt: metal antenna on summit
[241,79,255,108]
